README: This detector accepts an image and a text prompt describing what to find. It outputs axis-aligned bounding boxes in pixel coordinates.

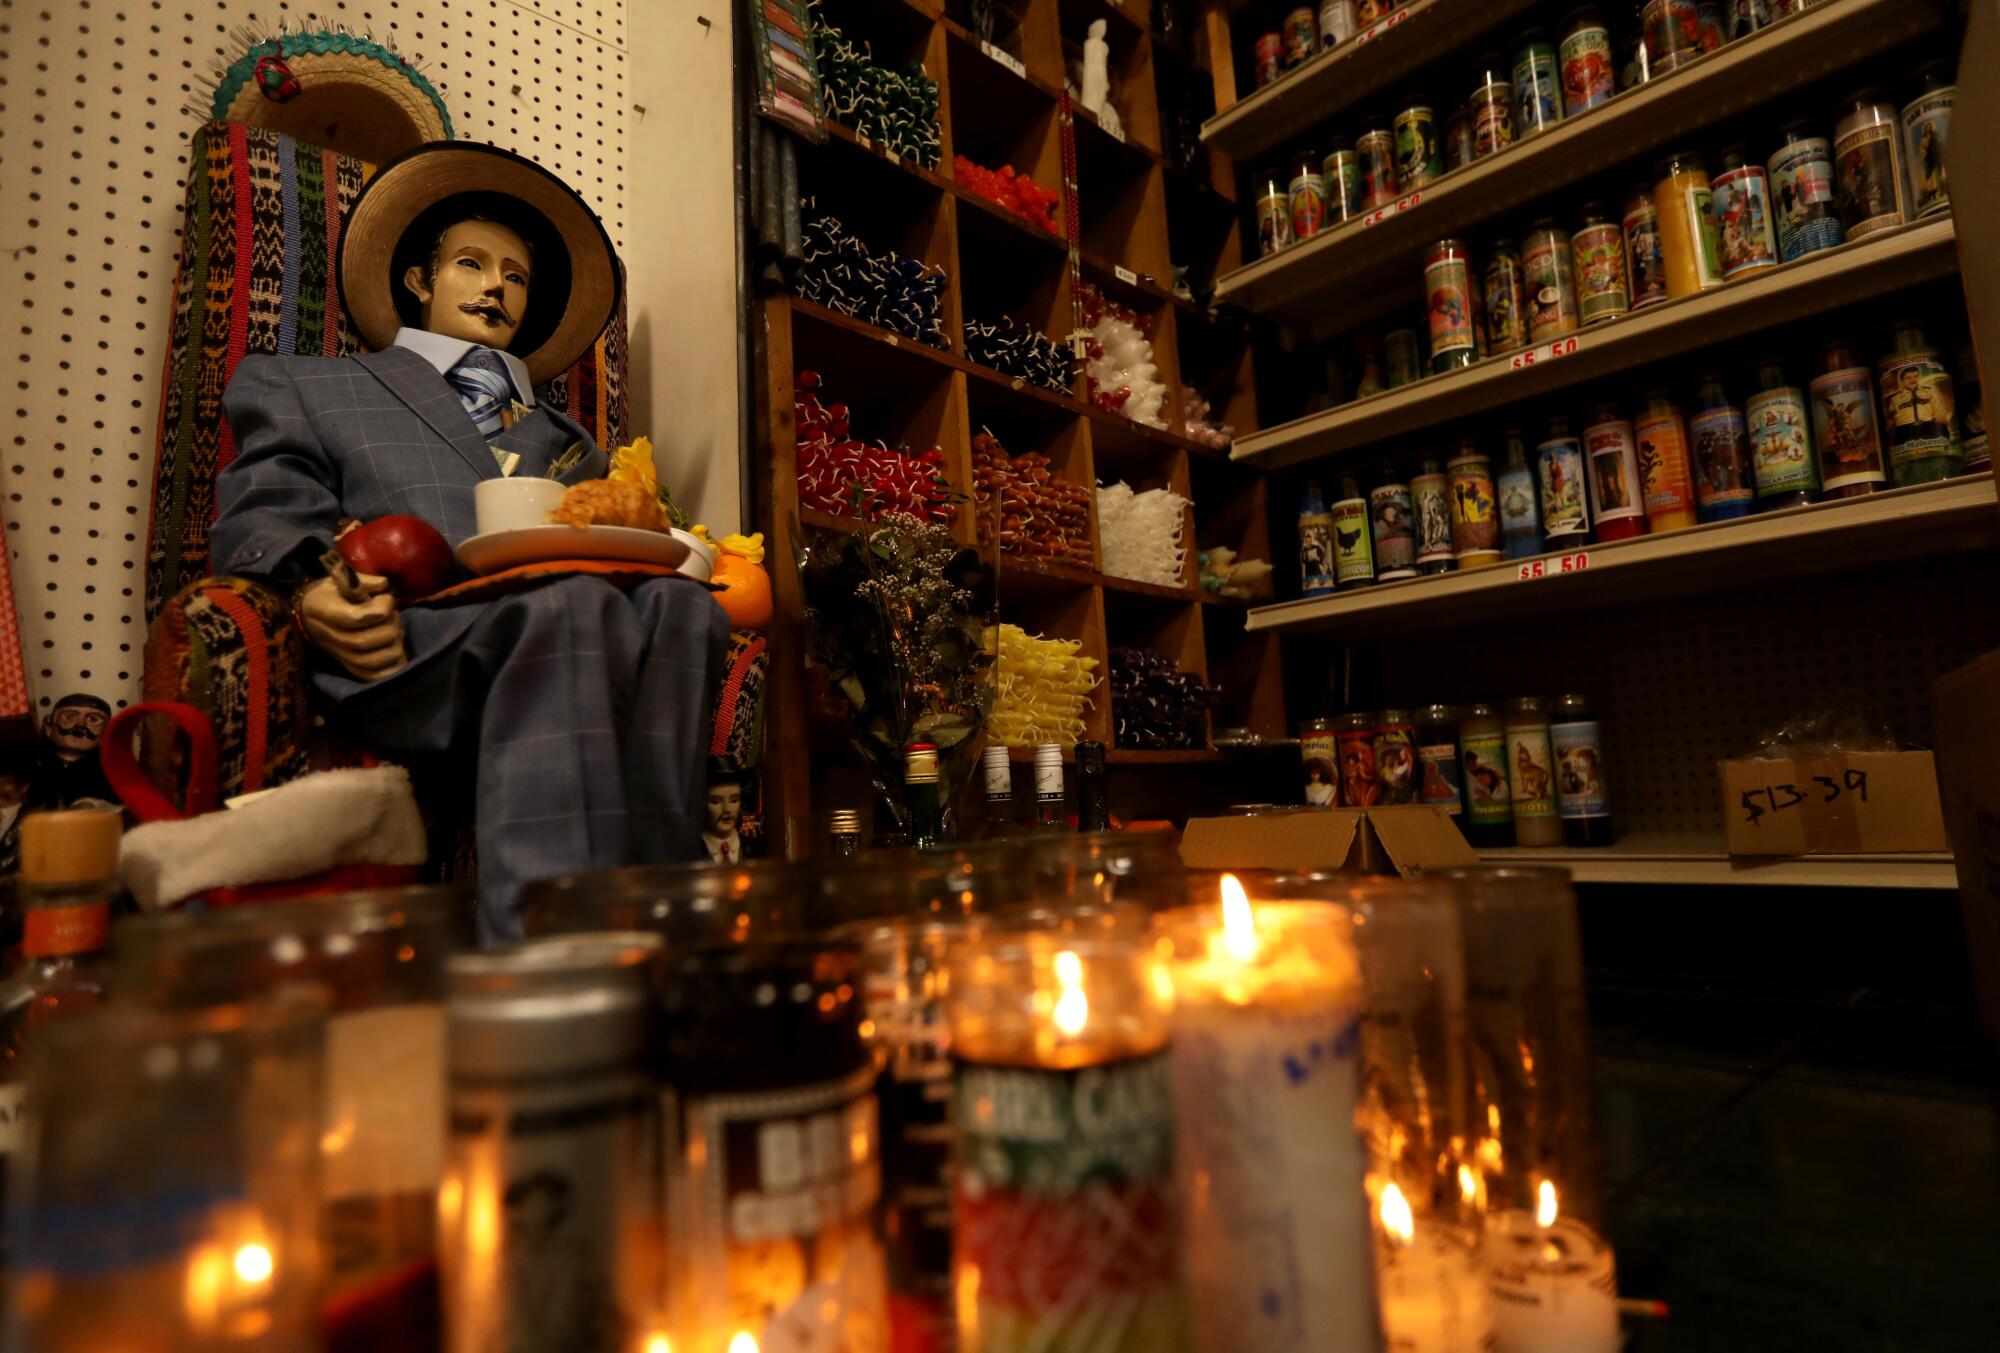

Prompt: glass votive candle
[518,858,810,941]
[656,937,885,1353]
[1018,830,1189,914]
[110,885,467,1333]
[821,846,987,924]
[942,911,1184,1351]
[1154,874,1376,1353]
[8,990,328,1351]
[1435,865,1617,1353]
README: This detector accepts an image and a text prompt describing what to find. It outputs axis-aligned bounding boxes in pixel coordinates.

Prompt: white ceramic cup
[474,477,566,535]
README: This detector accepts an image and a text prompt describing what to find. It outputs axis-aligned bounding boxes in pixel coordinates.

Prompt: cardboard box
[1179,805,1478,877]
[1717,751,1950,857]
[1934,649,2000,1045]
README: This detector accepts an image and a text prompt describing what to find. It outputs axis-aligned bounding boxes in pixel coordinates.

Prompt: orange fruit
[711,554,773,630]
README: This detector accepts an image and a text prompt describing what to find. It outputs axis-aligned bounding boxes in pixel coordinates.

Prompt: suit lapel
[355,346,501,482]
[490,408,569,477]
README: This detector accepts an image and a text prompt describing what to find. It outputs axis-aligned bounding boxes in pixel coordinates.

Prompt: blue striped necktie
[445,345,515,440]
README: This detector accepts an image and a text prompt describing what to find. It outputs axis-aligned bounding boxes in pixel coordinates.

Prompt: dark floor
[1581,885,2000,1351]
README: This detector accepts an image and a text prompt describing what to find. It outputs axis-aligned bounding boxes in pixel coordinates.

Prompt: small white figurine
[1081,19,1123,137]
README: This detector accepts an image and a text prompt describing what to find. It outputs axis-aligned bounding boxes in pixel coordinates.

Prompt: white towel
[120,765,428,910]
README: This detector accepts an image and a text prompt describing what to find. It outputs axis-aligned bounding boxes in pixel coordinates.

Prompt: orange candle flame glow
[1219,874,1259,963]
[1379,1182,1415,1244]
[1537,1179,1559,1228]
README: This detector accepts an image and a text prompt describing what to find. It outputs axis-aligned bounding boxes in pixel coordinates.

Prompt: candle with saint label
[945,916,1186,1353]
[1877,320,1963,486]
[1552,693,1614,848]
[1337,710,1381,808]
[1620,183,1669,311]
[1810,338,1888,499]
[1767,122,1845,263]
[1633,389,1697,532]
[1571,203,1628,325]
[1412,456,1458,576]
[1747,361,1819,511]
[1537,416,1593,544]
[1469,54,1515,160]
[1375,708,1419,805]
[1447,443,1502,570]
[1333,474,1377,588]
[1689,372,1755,522]
[1357,115,1400,211]
[1902,62,1953,220]
[1417,704,1468,833]
[1158,879,1375,1353]
[1582,406,1648,542]
[1522,221,1581,340]
[1653,149,1725,298]
[1503,697,1562,848]
[1833,89,1912,241]
[1710,145,1778,281]
[1372,468,1418,581]
[1459,703,1514,848]
[1512,32,1563,138]
[1484,239,1530,353]
[1497,429,1545,560]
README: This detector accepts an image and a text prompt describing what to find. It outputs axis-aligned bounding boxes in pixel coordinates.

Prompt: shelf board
[948,176,1068,254]
[1000,554,1197,603]
[1212,0,1955,326]
[1201,0,1544,161]
[939,17,1066,100]
[1245,474,1999,637]
[789,296,962,371]
[1481,833,1959,890]
[821,118,954,193]
[1230,217,1962,470]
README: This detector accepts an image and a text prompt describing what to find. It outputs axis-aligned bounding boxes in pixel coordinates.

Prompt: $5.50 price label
[1509,336,1581,370]
[1515,551,1589,581]
[1355,7,1411,45]
[1361,191,1421,228]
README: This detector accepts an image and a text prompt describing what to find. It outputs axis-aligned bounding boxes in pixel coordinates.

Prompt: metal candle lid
[447,932,661,1079]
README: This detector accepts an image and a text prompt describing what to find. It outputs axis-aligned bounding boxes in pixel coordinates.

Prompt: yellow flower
[718,532,765,565]
[608,438,660,496]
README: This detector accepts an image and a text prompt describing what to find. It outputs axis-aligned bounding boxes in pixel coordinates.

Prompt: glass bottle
[1334,473,1377,588]
[1809,338,1888,499]
[1503,696,1563,848]
[828,807,864,857]
[1416,703,1468,832]
[1552,693,1615,847]
[1633,388,1698,531]
[1746,360,1819,511]
[1075,740,1111,833]
[1877,320,1963,486]
[906,742,947,849]
[1410,456,1457,576]
[1458,703,1514,848]
[1497,428,1546,559]
[1299,480,1337,596]
[1689,371,1755,522]
[1031,743,1069,832]
[0,808,121,1259]
[1374,708,1419,805]
[1653,148,1724,298]
[1538,414,1593,545]
[1583,402,1650,541]
[978,744,1021,839]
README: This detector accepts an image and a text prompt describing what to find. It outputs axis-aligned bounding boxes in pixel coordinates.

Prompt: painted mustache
[460,297,515,325]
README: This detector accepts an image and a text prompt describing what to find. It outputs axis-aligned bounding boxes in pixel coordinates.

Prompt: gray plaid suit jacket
[212,345,608,670]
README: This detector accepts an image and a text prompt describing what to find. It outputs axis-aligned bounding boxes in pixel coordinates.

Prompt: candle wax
[1483,1210,1618,1353]
[1378,1225,1496,1353]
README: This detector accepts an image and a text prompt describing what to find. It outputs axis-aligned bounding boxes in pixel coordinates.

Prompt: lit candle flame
[233,1243,273,1285]
[1379,1182,1415,1244]
[728,1334,759,1353]
[1219,874,1259,963]
[1052,949,1089,1035]
[1536,1179,1559,1228]
[1458,1164,1480,1202]
[644,1337,672,1353]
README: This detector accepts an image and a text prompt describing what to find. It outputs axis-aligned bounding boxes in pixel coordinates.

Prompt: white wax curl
[1096,480,1190,587]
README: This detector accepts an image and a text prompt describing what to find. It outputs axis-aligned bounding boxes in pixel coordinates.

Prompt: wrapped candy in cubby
[1111,646,1213,750]
[987,623,1101,748]
[1078,282,1169,429]
[794,370,953,524]
[795,201,949,350]
[1096,480,1190,587]
[953,155,1061,233]
[810,5,941,166]
[974,429,1094,568]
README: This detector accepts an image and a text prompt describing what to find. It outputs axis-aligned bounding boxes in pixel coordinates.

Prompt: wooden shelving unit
[756,0,1279,855]
[1193,0,1998,889]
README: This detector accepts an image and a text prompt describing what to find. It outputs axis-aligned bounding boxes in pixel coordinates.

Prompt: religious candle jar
[1640,0,1703,73]
[1375,708,1420,805]
[1434,867,1618,1353]
[1447,441,1503,570]
[943,913,1185,1352]
[1558,6,1615,116]
[1688,371,1755,522]
[1291,875,1495,1353]
[1372,468,1419,581]
[1289,147,1331,242]
[1877,319,1963,486]
[1832,88,1912,241]
[1902,61,1953,220]
[1468,54,1515,160]
[1394,98,1444,190]
[1497,429,1545,561]
[1652,149,1725,298]
[1336,710,1381,808]
[1747,360,1820,510]
[1810,337,1889,498]
[1425,239,1479,373]
[1581,404,1649,542]
[1501,698,1562,848]
[1957,346,1990,474]
[1710,145,1779,281]
[1357,113,1400,210]
[444,934,666,1353]
[1155,876,1375,1353]
[1483,239,1530,354]
[1537,416,1592,546]
[111,887,466,1332]
[1767,121,1845,263]
[1254,168,1293,258]
[1632,388,1698,532]
[840,911,972,1353]
[1412,455,1458,576]
[1457,702,1514,849]
[1511,31,1563,139]
[8,991,327,1352]
[660,937,886,1353]
[1570,202,1629,325]
[521,858,814,939]
[1521,221,1581,340]
[1620,181,1669,311]
[1019,830,1190,915]
[1323,136,1364,221]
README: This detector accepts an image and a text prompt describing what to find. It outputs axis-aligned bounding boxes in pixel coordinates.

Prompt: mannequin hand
[298,574,406,680]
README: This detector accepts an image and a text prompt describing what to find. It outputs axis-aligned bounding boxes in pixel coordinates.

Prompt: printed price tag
[1114,265,1138,285]
[1514,551,1590,581]
[1738,769,1869,827]
[1508,336,1582,370]
[980,40,1028,79]
[1356,7,1410,47]
[1360,191,1421,227]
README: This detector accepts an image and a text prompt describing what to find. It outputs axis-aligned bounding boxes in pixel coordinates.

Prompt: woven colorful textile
[144,121,630,621]
[141,575,309,800]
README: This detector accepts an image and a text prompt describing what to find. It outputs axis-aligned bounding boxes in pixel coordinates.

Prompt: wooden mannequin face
[402,218,532,349]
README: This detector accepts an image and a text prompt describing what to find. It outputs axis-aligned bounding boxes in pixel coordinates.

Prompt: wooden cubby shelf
[759,0,1283,852]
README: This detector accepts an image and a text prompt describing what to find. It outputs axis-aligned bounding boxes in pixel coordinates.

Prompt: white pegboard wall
[1370,552,2000,841]
[0,0,629,712]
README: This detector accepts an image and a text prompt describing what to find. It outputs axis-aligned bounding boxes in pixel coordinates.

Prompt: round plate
[456,524,691,575]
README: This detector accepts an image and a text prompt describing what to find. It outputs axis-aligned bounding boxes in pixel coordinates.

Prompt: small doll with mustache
[210,143,728,940]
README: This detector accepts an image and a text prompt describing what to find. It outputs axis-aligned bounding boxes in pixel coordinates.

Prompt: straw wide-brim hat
[338,141,620,386]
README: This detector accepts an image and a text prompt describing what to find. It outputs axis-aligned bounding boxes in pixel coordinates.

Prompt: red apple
[336,515,457,601]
